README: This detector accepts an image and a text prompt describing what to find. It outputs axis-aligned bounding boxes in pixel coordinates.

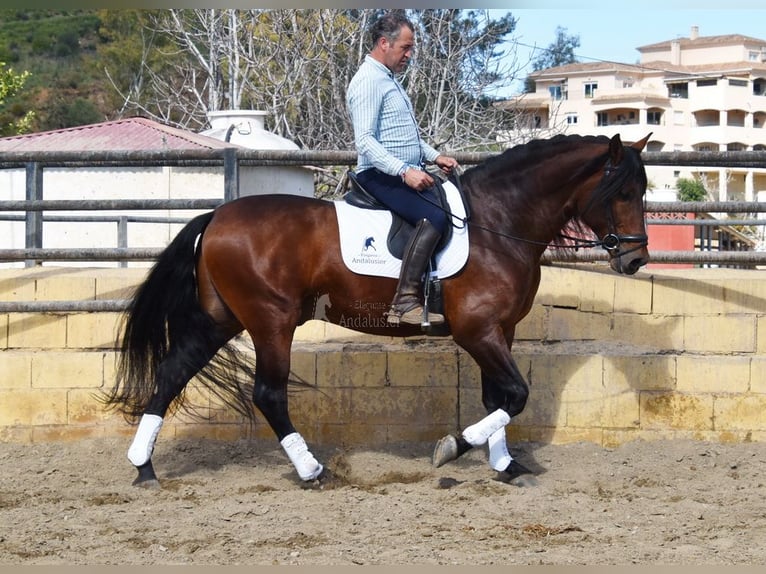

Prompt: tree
[407,9,520,152]
[0,61,34,135]
[96,10,163,117]
[98,9,212,128]
[524,26,580,93]
[99,9,521,153]
[531,26,580,71]
[46,97,102,130]
[676,177,708,202]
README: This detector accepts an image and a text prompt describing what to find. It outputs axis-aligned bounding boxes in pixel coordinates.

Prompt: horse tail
[103,210,221,420]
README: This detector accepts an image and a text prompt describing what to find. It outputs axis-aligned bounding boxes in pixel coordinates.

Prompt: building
[498,26,766,263]
[0,114,313,267]
[500,26,766,203]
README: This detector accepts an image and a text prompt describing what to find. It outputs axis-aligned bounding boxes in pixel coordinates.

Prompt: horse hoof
[432,434,458,467]
[132,460,159,488]
[495,460,538,487]
[132,477,161,489]
[299,467,334,490]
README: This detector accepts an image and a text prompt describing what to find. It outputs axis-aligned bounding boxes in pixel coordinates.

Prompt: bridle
[440,157,649,261]
[588,158,649,259]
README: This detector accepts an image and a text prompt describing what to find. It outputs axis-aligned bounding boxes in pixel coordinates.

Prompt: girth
[343,170,453,259]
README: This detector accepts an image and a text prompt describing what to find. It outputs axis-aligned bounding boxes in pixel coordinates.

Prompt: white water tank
[200,110,314,198]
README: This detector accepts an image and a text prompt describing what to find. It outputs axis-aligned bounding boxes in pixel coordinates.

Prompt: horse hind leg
[127,327,235,488]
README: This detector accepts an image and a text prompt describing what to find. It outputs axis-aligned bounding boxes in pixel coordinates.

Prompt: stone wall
[1,265,764,447]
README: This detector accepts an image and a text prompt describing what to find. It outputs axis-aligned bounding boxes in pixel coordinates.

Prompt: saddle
[343,170,453,260]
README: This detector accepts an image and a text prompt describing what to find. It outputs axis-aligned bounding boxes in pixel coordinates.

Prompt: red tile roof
[0,116,240,152]
[531,59,766,79]
[638,34,766,52]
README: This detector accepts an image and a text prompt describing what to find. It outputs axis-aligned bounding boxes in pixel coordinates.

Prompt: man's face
[382,26,414,73]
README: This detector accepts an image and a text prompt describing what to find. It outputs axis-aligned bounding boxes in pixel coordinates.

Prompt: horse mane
[462,133,647,260]
[466,133,611,177]
[464,133,646,211]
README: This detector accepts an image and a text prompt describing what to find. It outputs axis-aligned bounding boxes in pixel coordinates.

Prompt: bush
[676,178,708,202]
[45,97,101,129]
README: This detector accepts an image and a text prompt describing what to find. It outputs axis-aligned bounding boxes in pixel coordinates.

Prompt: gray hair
[369,11,414,47]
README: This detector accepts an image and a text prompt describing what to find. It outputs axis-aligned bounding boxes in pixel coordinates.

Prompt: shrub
[676,178,708,202]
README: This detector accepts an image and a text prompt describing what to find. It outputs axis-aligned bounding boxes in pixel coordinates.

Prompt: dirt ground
[1,435,765,565]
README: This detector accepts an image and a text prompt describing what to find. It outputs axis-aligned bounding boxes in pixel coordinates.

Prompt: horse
[103,132,651,488]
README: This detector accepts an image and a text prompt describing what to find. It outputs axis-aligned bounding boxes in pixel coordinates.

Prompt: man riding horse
[346,11,459,326]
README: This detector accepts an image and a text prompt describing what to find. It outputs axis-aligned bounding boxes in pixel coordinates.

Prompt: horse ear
[609,133,624,164]
[631,132,653,152]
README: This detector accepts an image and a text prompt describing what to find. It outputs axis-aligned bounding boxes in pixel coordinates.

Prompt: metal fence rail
[2,200,763,263]
[1,148,765,312]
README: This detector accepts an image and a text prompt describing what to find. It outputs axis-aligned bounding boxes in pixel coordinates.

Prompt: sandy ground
[1,435,765,565]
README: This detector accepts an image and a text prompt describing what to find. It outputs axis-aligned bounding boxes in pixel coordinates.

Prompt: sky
[488,9,766,96]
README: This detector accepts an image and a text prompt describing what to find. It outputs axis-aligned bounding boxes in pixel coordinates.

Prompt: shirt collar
[365,54,395,79]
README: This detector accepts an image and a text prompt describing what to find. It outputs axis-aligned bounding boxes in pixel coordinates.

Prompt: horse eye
[618,187,635,200]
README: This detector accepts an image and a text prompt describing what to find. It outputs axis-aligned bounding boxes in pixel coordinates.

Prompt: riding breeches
[354,168,450,237]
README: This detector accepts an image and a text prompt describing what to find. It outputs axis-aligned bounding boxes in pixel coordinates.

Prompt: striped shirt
[346,55,440,177]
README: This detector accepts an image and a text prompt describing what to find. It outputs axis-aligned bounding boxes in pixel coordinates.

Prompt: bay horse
[103,133,651,488]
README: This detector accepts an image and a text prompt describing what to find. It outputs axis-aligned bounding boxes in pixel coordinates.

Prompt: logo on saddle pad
[351,235,387,268]
[334,180,470,280]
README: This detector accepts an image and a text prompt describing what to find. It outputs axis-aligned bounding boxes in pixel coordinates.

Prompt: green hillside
[0,9,112,135]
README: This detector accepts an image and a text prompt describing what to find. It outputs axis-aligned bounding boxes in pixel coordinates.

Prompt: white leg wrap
[281,432,323,481]
[488,426,513,471]
[127,414,163,467]
[462,408,511,447]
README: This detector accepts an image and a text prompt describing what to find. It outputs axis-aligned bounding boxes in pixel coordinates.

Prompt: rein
[434,159,648,259]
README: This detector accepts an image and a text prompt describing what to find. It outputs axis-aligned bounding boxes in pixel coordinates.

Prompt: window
[566,114,578,125]
[697,79,718,87]
[597,112,608,126]
[584,82,598,98]
[674,111,685,126]
[728,78,747,87]
[749,51,760,61]
[549,85,566,100]
[668,82,689,98]
[647,111,662,125]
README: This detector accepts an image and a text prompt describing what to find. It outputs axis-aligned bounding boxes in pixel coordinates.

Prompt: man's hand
[434,154,459,175]
[402,167,434,191]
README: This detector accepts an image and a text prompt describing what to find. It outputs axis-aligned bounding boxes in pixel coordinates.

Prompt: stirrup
[386,304,444,326]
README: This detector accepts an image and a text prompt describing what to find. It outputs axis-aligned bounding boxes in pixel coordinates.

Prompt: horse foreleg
[251,344,324,483]
[433,332,530,476]
[477,360,535,480]
[433,379,531,480]
[432,406,510,468]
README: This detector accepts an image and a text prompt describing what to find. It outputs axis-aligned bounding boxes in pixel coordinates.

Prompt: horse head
[578,133,651,275]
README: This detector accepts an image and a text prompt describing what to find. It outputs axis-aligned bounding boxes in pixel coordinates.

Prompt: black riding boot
[386,218,445,326]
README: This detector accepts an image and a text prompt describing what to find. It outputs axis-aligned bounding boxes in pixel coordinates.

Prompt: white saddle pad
[334,180,469,279]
